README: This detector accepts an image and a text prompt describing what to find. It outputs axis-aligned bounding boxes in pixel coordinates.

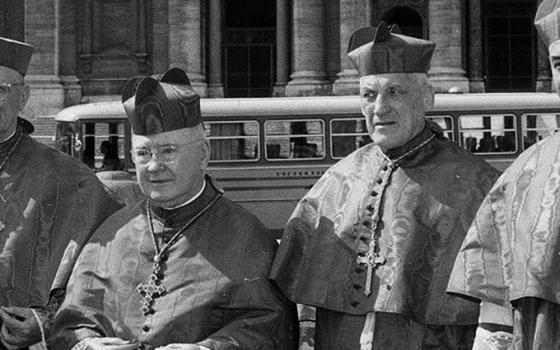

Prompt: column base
[207,84,224,98]
[273,83,287,97]
[285,71,332,96]
[22,75,65,118]
[428,67,470,93]
[469,78,486,93]
[536,76,552,92]
[187,72,208,97]
[332,69,360,96]
[60,75,83,106]
[81,95,122,103]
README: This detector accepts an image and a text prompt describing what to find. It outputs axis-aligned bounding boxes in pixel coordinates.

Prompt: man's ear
[423,83,435,111]
[19,85,30,109]
[200,139,211,171]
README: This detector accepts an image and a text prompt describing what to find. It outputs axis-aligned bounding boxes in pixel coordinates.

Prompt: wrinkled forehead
[132,125,205,148]
[0,66,24,84]
[359,73,417,90]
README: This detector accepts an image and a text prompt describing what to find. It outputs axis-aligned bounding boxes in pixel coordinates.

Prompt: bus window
[205,121,259,162]
[522,113,560,149]
[330,118,371,159]
[426,115,454,141]
[459,114,517,154]
[265,119,325,160]
[55,122,76,156]
[82,121,127,170]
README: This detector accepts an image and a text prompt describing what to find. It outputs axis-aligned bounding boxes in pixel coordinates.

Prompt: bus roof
[54,92,560,123]
[433,92,560,112]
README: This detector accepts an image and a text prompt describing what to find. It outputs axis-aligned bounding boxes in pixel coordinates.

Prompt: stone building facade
[0,0,549,127]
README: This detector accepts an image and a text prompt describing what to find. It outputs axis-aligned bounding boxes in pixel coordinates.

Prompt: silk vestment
[0,128,121,307]
[448,132,560,349]
[270,123,500,348]
[50,180,298,350]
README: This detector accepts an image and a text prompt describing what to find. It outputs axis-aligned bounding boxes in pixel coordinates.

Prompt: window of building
[459,114,517,153]
[0,0,24,41]
[382,6,423,39]
[265,120,325,161]
[482,0,537,92]
[223,0,276,97]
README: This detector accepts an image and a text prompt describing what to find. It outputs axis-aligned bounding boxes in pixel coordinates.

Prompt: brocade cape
[50,179,298,350]
[270,123,500,325]
[0,129,121,307]
[448,132,560,307]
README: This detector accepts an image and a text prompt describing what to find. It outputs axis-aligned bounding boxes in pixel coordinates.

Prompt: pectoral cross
[357,249,386,296]
[137,263,167,315]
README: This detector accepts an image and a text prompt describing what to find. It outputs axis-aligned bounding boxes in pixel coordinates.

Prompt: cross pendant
[357,251,386,296]
[137,272,166,315]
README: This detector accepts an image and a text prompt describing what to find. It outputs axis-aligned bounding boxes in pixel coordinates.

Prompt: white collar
[162,180,206,210]
[0,129,16,144]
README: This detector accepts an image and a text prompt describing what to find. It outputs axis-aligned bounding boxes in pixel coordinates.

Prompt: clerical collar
[0,129,16,144]
[381,120,442,165]
[163,180,206,210]
[150,177,221,228]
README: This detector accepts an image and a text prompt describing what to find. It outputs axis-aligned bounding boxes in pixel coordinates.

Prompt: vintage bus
[54,93,560,236]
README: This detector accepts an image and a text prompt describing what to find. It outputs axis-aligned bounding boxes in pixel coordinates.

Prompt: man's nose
[146,157,166,172]
[374,95,391,117]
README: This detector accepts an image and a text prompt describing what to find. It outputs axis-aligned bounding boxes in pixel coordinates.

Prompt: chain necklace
[360,133,436,296]
[137,193,222,316]
[0,130,22,173]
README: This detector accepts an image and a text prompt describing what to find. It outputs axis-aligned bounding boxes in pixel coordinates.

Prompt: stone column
[168,0,207,96]
[285,0,331,96]
[468,0,485,92]
[273,0,290,96]
[428,0,469,92]
[23,0,65,118]
[536,0,552,92]
[332,0,368,95]
[207,0,223,97]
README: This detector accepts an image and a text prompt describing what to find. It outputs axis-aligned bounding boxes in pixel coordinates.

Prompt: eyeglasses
[132,142,199,164]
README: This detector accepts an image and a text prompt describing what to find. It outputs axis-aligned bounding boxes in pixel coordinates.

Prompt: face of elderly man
[132,125,209,208]
[0,66,28,141]
[549,41,560,96]
[359,72,428,151]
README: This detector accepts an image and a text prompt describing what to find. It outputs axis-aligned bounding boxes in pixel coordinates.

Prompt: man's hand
[0,306,41,349]
[75,337,138,350]
[155,344,209,350]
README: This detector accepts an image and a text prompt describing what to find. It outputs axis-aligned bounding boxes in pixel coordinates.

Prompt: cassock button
[350,301,359,307]
[142,325,150,332]
[376,178,383,184]
[353,283,362,290]
[371,190,378,197]
[386,284,392,291]
[381,165,388,171]
[366,204,374,212]
[362,220,371,228]
[162,236,170,244]
[359,236,369,243]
